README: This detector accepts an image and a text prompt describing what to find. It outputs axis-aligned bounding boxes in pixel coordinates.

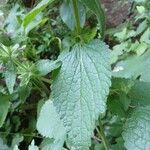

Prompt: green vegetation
[0,0,150,149]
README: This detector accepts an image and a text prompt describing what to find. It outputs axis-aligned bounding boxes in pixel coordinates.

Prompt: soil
[101,0,132,27]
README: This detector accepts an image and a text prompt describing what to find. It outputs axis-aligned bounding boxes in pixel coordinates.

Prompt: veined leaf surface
[123,106,150,150]
[51,40,111,149]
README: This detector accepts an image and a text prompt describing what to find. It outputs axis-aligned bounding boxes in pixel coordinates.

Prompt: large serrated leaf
[123,106,150,150]
[51,40,111,149]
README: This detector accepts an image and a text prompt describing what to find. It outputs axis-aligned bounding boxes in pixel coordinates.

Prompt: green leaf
[136,6,145,14]
[111,42,128,64]
[0,138,10,150]
[136,20,147,35]
[17,61,39,86]
[4,63,16,94]
[13,145,19,150]
[113,50,150,82]
[0,94,10,128]
[24,15,48,35]
[111,137,125,150]
[51,40,111,149]
[140,28,150,44]
[114,28,136,42]
[28,140,39,150]
[5,4,24,34]
[11,134,24,149]
[40,138,65,150]
[23,0,54,28]
[122,106,150,150]
[129,81,150,106]
[108,93,131,118]
[81,0,105,37]
[37,99,65,147]
[36,59,61,76]
[60,0,86,30]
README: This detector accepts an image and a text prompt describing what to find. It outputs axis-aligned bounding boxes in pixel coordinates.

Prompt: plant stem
[41,77,51,84]
[72,0,81,35]
[97,119,109,150]
[0,131,42,139]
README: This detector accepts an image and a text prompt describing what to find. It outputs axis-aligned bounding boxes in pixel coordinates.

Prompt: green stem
[33,78,49,96]
[0,131,42,139]
[41,77,51,84]
[72,0,81,35]
[97,119,109,150]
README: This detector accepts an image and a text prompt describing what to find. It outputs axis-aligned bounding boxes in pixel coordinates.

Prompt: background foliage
[0,0,150,149]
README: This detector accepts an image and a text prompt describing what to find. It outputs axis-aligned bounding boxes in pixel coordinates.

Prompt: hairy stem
[97,119,109,150]
[72,0,81,35]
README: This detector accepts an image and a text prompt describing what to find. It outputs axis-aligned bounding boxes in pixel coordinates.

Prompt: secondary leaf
[129,81,150,106]
[81,0,105,37]
[0,138,10,150]
[37,99,66,149]
[122,106,150,150]
[60,0,86,30]
[0,94,10,128]
[36,59,61,76]
[4,63,16,94]
[51,40,111,149]
[113,50,150,82]
[23,0,54,28]
[40,138,65,150]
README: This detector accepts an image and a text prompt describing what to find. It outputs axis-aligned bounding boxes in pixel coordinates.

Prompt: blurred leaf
[140,28,150,44]
[11,134,24,149]
[113,50,150,82]
[111,42,128,64]
[23,0,54,28]
[123,106,150,150]
[81,0,105,37]
[37,100,65,150]
[114,28,136,42]
[17,85,31,102]
[129,81,150,106]
[136,20,147,35]
[24,15,48,35]
[81,27,97,43]
[0,138,10,150]
[36,59,61,76]
[60,0,86,30]
[37,99,66,139]
[13,145,19,150]
[40,138,65,150]
[108,94,131,118]
[136,6,145,14]
[0,93,10,128]
[4,63,16,94]
[111,137,125,150]
[5,4,24,34]
[17,62,39,86]
[94,143,105,150]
